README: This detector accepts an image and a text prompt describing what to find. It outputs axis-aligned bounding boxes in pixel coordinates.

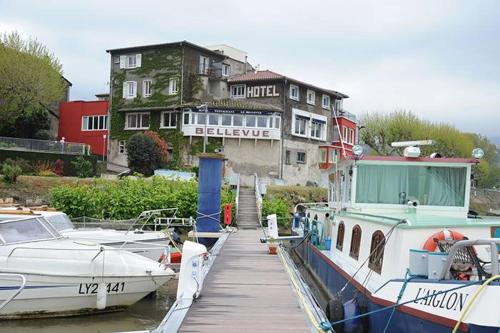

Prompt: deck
[178,229,312,332]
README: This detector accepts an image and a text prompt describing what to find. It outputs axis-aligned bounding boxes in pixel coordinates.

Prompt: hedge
[0,149,98,177]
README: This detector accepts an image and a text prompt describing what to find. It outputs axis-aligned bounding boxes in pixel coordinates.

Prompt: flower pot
[268,244,278,255]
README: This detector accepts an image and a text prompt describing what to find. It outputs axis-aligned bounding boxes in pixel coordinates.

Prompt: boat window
[45,214,74,231]
[368,230,386,274]
[349,225,362,260]
[0,218,56,244]
[355,164,467,207]
[336,221,345,251]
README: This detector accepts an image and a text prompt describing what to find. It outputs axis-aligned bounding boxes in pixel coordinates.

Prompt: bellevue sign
[182,125,281,140]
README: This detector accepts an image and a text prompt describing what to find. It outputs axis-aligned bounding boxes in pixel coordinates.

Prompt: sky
[1,0,499,142]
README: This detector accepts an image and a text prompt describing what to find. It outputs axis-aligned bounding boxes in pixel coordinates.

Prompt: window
[336,222,345,251]
[310,120,324,140]
[118,140,126,154]
[274,116,281,129]
[322,95,330,109]
[297,152,306,163]
[125,112,150,130]
[342,126,348,141]
[231,85,246,98]
[222,64,230,76]
[307,90,315,105]
[355,164,467,207]
[169,79,178,95]
[294,116,307,136]
[257,116,268,128]
[208,114,219,125]
[119,54,141,69]
[333,125,340,141]
[246,115,256,127]
[290,84,299,101]
[334,99,343,112]
[196,113,206,125]
[329,149,336,164]
[320,149,327,163]
[348,128,355,144]
[183,113,190,125]
[285,150,291,165]
[233,115,243,127]
[368,231,386,274]
[82,115,108,131]
[199,56,209,74]
[221,114,232,126]
[0,218,56,244]
[161,112,177,128]
[123,81,137,99]
[127,55,136,68]
[349,225,362,260]
[143,80,152,97]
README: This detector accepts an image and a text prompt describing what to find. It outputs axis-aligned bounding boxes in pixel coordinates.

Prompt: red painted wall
[332,116,357,160]
[58,100,109,156]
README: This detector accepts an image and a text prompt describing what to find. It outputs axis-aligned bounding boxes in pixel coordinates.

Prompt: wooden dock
[179,229,312,332]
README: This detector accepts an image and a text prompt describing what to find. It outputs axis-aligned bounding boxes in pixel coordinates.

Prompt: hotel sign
[183,125,281,140]
[247,85,280,98]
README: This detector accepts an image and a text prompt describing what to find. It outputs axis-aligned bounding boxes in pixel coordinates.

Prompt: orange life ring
[422,229,465,252]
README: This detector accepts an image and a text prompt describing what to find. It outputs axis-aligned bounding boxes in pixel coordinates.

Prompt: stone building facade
[228,70,348,185]
[105,41,349,186]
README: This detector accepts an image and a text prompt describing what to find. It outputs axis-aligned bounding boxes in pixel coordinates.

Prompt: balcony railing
[334,109,357,122]
[0,136,91,155]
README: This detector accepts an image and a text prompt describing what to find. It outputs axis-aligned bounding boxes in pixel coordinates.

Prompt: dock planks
[179,229,312,332]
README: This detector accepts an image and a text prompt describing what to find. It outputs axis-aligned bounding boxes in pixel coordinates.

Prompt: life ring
[422,229,465,252]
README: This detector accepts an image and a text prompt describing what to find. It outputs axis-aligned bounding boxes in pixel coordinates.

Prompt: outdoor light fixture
[472,148,484,159]
[352,145,363,157]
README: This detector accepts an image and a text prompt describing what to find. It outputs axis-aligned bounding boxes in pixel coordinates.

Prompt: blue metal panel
[197,156,223,246]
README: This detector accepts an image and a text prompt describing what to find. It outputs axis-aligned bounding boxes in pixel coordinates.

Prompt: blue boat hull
[296,241,497,333]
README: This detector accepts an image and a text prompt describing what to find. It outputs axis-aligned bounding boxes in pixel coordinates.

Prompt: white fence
[0,136,90,155]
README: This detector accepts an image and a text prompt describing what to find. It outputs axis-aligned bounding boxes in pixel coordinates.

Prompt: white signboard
[182,125,281,140]
[267,214,279,239]
[247,85,280,98]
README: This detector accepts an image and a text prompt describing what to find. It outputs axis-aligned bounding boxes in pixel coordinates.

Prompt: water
[0,280,177,333]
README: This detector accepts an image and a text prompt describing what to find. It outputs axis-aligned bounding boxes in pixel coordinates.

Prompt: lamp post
[197,104,208,153]
[102,134,107,162]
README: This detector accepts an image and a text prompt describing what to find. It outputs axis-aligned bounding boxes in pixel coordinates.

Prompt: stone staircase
[237,187,260,229]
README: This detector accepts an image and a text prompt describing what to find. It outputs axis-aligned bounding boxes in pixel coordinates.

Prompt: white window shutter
[119,56,126,69]
[132,81,137,98]
[136,54,142,68]
[123,82,127,99]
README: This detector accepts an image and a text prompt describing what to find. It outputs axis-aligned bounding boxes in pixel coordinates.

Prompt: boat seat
[434,238,492,280]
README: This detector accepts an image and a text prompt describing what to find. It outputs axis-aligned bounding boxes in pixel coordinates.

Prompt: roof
[229,70,349,99]
[118,99,282,113]
[106,40,226,59]
[348,155,477,164]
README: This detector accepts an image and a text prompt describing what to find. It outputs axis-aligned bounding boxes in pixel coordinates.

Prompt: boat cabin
[305,154,500,290]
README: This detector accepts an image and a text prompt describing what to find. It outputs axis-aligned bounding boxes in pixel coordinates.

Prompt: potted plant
[267,237,278,255]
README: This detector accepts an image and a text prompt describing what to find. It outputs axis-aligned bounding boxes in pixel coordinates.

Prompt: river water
[0,280,177,333]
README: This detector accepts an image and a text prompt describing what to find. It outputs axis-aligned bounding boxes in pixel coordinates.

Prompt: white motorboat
[0,216,175,319]
[0,208,181,262]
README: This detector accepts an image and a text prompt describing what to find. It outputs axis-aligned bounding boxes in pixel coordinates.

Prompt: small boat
[296,143,500,332]
[0,208,183,262]
[0,215,175,319]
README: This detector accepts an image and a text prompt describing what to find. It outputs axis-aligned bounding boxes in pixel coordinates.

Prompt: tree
[361,111,499,188]
[126,133,162,176]
[144,130,169,166]
[0,31,65,138]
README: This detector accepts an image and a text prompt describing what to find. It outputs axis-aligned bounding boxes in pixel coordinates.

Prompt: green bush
[263,196,290,227]
[127,133,161,176]
[2,162,22,183]
[3,157,33,174]
[50,176,236,222]
[71,156,94,178]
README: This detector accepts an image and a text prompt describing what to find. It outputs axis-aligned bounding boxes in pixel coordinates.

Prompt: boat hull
[295,241,499,333]
[0,272,172,319]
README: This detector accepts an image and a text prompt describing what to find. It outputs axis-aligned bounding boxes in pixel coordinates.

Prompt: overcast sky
[1,0,499,141]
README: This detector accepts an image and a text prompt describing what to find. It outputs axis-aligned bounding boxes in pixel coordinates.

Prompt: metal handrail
[440,238,500,279]
[254,174,263,226]
[235,174,240,222]
[0,273,26,311]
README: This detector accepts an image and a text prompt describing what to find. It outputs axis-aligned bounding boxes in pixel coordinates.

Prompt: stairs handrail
[254,174,263,226]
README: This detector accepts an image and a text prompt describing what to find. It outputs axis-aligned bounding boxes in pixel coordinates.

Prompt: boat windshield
[45,213,75,231]
[356,164,467,207]
[0,217,59,244]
